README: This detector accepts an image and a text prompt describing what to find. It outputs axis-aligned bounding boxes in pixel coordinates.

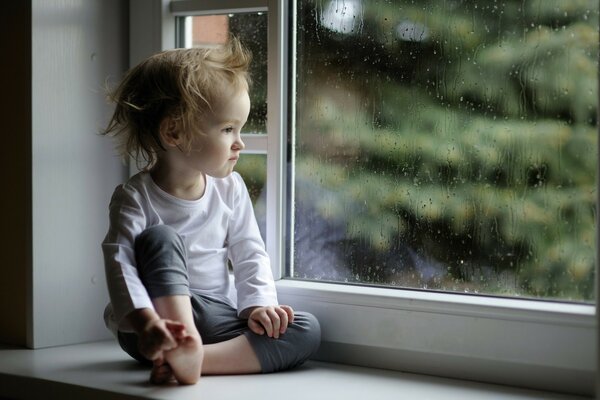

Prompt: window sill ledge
[276,279,595,396]
[0,340,587,400]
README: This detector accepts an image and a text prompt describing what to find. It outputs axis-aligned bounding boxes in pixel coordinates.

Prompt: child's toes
[150,363,175,385]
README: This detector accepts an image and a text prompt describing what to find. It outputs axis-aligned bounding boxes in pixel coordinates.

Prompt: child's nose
[234,135,245,150]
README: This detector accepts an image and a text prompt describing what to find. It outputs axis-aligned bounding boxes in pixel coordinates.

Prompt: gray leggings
[118,225,321,373]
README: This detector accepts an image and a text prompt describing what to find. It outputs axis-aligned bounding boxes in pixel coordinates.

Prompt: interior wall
[0,2,32,347]
[30,0,128,348]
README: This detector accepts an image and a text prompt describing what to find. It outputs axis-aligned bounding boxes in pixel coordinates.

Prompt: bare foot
[163,335,203,385]
[150,362,175,385]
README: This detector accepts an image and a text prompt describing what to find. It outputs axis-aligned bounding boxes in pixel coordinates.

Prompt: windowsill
[0,340,588,400]
[276,279,594,315]
[276,279,595,395]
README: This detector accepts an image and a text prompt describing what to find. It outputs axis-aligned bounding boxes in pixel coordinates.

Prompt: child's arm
[245,305,295,339]
[227,173,279,315]
[103,182,156,332]
[127,308,187,362]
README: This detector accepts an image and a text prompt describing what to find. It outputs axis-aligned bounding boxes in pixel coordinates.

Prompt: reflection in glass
[178,13,268,134]
[235,154,267,242]
[293,0,598,301]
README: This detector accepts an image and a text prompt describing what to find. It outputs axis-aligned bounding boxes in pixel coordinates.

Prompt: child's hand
[247,305,295,339]
[138,318,187,361]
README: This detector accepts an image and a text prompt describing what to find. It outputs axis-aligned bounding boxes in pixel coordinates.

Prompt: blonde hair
[102,37,251,170]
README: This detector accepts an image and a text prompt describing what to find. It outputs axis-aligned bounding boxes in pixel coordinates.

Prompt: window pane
[235,154,267,242]
[292,0,598,302]
[178,13,268,134]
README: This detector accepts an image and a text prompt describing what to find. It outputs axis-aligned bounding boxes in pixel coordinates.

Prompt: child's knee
[134,224,190,295]
[245,311,320,373]
[135,225,187,268]
[293,311,321,358]
[135,224,182,251]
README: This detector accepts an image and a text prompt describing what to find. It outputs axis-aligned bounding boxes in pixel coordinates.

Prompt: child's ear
[159,116,181,146]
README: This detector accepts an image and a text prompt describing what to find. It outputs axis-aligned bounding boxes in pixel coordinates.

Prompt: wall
[0,0,129,347]
[30,0,129,347]
[0,2,32,347]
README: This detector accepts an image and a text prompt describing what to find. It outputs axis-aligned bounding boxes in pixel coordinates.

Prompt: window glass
[178,13,268,134]
[235,154,268,242]
[293,0,598,302]
[235,154,267,204]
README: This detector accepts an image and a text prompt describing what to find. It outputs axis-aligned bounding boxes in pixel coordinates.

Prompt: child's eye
[222,127,234,134]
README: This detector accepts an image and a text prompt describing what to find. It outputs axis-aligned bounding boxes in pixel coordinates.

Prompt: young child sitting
[101,38,320,385]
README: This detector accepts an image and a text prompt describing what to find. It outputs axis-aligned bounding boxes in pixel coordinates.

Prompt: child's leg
[120,293,321,375]
[199,315,320,374]
[202,334,261,374]
[242,312,321,372]
[191,295,321,374]
[133,225,203,384]
[151,296,203,384]
[124,224,320,378]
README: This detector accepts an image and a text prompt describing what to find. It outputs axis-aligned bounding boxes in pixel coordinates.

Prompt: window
[292,1,597,302]
[133,1,595,395]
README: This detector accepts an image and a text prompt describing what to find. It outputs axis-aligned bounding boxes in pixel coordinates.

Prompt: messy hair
[102,37,251,170]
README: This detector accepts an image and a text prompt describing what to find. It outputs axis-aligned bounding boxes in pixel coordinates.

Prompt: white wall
[30,0,128,348]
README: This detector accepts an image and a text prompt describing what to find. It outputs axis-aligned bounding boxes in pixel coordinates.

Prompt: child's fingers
[160,330,178,350]
[275,307,289,334]
[150,323,178,351]
[143,339,166,361]
[153,354,165,366]
[253,310,274,338]
[266,308,281,339]
[144,347,161,361]
[150,363,174,385]
[280,305,295,323]
[164,320,187,339]
[139,320,182,360]
[164,320,185,331]
[248,318,265,335]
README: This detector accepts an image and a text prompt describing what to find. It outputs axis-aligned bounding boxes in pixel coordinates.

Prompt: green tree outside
[285,0,598,301]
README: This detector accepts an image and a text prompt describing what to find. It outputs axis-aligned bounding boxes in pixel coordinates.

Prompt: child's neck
[150,161,206,201]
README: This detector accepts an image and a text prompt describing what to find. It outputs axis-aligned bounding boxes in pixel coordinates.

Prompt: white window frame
[131,1,597,396]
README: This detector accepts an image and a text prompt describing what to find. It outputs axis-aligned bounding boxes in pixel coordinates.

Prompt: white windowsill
[0,340,588,400]
[276,279,595,396]
[276,279,594,321]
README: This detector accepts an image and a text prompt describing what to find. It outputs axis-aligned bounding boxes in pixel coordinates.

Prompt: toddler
[101,38,320,385]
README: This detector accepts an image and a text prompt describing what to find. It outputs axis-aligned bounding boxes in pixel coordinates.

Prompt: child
[101,38,320,385]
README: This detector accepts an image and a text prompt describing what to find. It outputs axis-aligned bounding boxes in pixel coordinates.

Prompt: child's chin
[207,170,233,179]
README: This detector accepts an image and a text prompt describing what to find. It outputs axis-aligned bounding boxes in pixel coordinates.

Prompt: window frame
[132,1,597,395]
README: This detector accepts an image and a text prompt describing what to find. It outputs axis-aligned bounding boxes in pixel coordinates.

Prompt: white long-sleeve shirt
[102,171,278,333]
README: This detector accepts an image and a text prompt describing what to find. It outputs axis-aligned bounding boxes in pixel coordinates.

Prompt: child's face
[187,90,250,178]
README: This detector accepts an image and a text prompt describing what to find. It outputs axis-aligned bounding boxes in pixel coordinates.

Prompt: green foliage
[289,0,598,300]
[229,14,268,133]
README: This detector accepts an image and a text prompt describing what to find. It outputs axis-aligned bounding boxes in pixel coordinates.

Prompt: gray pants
[118,225,321,373]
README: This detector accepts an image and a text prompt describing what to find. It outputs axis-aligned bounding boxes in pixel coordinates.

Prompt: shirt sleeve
[102,184,154,330]
[227,173,279,315]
